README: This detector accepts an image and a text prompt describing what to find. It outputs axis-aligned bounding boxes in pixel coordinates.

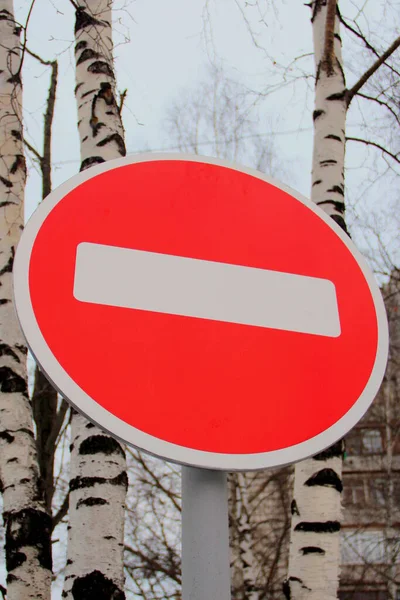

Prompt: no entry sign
[13,154,388,470]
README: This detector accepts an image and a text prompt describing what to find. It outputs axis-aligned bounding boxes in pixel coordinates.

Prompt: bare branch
[346,136,400,164]
[42,60,58,198]
[25,46,53,66]
[17,0,38,75]
[356,92,400,127]
[339,14,400,79]
[23,137,42,161]
[347,35,400,105]
[52,492,69,531]
[118,89,127,115]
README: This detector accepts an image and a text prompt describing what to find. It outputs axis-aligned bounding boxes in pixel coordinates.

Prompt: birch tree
[62,0,128,597]
[0,2,52,598]
[284,3,400,600]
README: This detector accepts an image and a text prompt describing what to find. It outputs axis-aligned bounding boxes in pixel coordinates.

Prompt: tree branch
[42,60,58,198]
[339,14,400,79]
[356,92,400,127]
[17,0,37,76]
[52,492,69,531]
[346,136,400,163]
[118,89,127,115]
[23,137,42,161]
[25,46,53,66]
[347,35,400,105]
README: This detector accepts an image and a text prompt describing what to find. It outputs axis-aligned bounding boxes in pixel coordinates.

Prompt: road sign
[13,154,388,470]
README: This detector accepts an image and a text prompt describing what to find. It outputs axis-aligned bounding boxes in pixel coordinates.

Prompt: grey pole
[182,466,231,600]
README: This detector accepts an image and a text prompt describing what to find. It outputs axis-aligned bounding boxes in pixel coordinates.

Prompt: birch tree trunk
[284,3,345,599]
[0,2,52,598]
[235,473,260,600]
[62,1,128,597]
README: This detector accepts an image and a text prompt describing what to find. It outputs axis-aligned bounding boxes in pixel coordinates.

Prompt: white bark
[63,1,128,597]
[285,446,343,600]
[74,0,126,171]
[235,473,260,600]
[63,414,127,598]
[310,0,347,233]
[0,2,52,598]
[285,3,345,599]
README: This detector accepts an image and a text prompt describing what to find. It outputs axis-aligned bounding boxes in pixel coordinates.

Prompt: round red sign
[14,155,388,469]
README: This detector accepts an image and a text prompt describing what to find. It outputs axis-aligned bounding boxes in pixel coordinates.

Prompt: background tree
[285,3,400,600]
[0,2,52,598]
[62,0,128,597]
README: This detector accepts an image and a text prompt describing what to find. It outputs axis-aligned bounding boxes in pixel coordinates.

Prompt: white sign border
[13,153,389,471]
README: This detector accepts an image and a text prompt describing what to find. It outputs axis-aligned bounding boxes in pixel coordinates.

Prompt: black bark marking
[77,48,100,66]
[0,366,28,395]
[75,7,105,34]
[319,159,337,166]
[327,91,346,101]
[11,129,22,140]
[331,214,349,235]
[10,155,26,175]
[0,9,12,20]
[85,422,95,429]
[75,40,87,53]
[0,249,14,275]
[71,570,125,599]
[80,156,105,171]
[79,435,125,457]
[90,120,105,137]
[0,201,14,208]
[283,576,310,600]
[7,73,21,85]
[295,520,340,533]
[301,546,325,555]
[312,179,322,186]
[317,199,344,213]
[70,471,128,492]
[98,81,115,105]
[291,499,300,516]
[96,133,126,156]
[15,344,27,355]
[81,89,98,99]
[76,497,108,509]
[0,428,33,444]
[87,61,115,78]
[75,83,84,94]
[5,508,52,573]
[314,440,344,460]
[305,468,343,492]
[313,109,325,121]
[325,134,342,142]
[0,176,13,188]
[0,299,10,305]
[0,344,21,362]
[327,184,344,196]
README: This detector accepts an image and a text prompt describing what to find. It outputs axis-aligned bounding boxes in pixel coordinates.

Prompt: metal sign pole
[182,466,231,600]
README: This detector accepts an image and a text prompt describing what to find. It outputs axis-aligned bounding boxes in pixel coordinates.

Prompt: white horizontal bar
[73,242,341,337]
